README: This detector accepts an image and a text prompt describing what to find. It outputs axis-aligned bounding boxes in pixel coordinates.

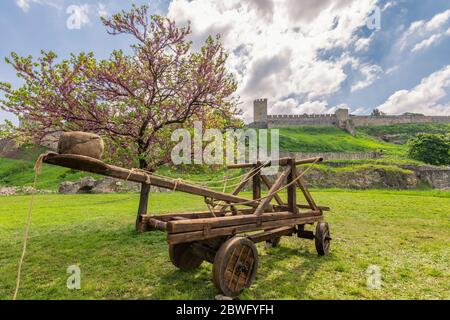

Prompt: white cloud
[400,9,450,53]
[167,0,379,121]
[412,33,445,52]
[351,64,383,92]
[377,65,450,115]
[15,0,61,12]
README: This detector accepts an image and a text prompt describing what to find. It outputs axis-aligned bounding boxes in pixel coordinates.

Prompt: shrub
[407,133,450,166]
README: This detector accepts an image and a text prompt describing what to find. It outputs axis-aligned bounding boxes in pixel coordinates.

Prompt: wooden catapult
[42,153,331,297]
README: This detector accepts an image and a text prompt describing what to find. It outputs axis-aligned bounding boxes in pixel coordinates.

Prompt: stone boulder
[58,177,96,194]
[91,177,140,193]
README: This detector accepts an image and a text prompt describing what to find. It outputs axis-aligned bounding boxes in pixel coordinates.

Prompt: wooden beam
[260,175,285,206]
[293,165,319,211]
[217,166,259,212]
[167,214,323,245]
[43,153,261,208]
[252,164,261,201]
[166,210,321,234]
[254,166,291,216]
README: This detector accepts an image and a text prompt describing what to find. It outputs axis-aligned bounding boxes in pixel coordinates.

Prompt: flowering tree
[0,5,239,229]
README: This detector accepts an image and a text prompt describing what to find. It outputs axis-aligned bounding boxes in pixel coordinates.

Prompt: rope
[12,152,50,300]
[214,158,320,208]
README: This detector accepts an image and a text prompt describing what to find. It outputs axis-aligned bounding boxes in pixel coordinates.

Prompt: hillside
[1,123,448,191]
[275,126,406,155]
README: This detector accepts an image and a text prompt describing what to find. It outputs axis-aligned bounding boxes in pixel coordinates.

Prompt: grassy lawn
[0,190,449,300]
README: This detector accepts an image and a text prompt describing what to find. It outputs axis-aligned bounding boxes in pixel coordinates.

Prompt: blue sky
[1,0,450,124]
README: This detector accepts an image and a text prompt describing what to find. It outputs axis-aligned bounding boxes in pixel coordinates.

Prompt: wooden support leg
[287,158,299,214]
[294,166,318,211]
[252,164,261,201]
[136,183,150,232]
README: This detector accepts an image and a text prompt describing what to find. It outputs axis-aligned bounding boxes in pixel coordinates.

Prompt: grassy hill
[275,126,406,157]
[1,123,448,190]
[0,157,95,190]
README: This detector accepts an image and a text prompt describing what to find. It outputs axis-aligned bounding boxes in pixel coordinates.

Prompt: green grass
[275,126,406,155]
[358,123,450,137]
[0,190,449,300]
[0,157,96,190]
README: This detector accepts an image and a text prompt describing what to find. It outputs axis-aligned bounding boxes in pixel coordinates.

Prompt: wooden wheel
[212,236,258,297]
[315,222,331,256]
[169,242,204,271]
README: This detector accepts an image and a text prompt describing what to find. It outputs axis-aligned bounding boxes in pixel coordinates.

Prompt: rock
[0,186,18,196]
[58,177,96,194]
[92,177,140,193]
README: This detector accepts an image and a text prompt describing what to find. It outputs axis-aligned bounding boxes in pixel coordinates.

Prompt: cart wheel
[213,236,258,297]
[169,242,204,271]
[265,237,281,249]
[315,222,331,256]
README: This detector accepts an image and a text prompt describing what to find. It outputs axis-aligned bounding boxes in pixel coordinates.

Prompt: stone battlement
[250,99,450,131]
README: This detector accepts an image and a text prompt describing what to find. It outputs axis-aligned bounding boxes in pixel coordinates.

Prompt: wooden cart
[42,153,331,297]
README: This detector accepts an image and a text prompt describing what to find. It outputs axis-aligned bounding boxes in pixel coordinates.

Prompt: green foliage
[407,133,450,166]
[0,190,449,299]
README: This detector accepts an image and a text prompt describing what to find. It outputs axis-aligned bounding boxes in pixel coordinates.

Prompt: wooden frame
[42,152,331,296]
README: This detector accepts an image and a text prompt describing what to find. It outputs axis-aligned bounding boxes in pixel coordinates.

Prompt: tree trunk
[136,158,150,232]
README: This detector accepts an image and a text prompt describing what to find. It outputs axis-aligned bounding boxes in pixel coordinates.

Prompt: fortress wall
[267,114,336,127]
[351,115,450,127]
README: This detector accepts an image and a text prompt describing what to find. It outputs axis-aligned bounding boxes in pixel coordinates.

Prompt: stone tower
[253,98,268,123]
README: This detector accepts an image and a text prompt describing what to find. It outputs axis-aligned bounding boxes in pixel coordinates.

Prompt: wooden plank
[166,210,321,234]
[43,153,261,208]
[227,157,323,169]
[254,166,291,216]
[248,226,295,243]
[167,214,323,245]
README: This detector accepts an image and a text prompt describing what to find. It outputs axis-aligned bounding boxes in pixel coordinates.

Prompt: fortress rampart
[249,99,450,130]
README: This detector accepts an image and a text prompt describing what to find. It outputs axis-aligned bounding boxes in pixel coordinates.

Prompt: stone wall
[279,151,382,161]
[250,98,450,128]
[350,115,450,127]
[267,114,336,127]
